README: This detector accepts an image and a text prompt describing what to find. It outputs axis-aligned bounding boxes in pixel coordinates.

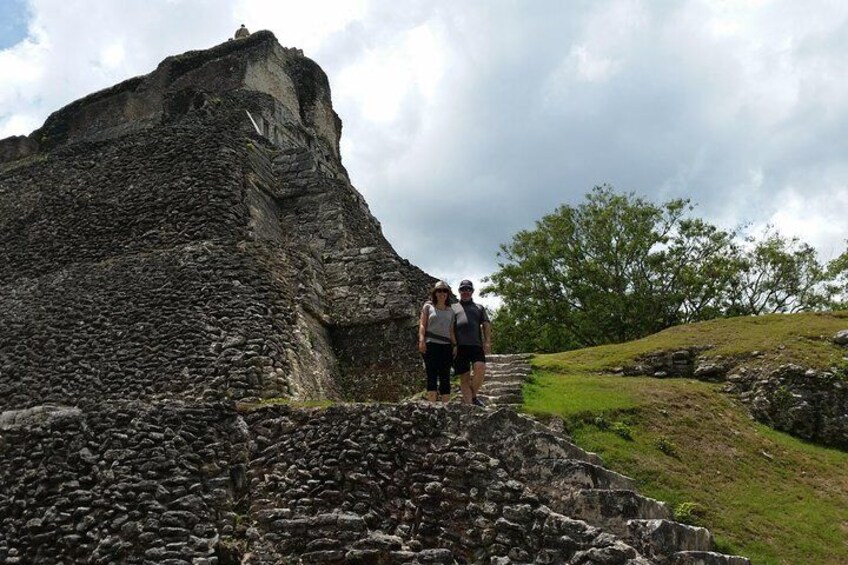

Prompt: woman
[418,280,457,402]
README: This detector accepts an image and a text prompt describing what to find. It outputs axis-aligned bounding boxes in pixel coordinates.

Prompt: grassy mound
[524,312,848,564]
[533,311,848,374]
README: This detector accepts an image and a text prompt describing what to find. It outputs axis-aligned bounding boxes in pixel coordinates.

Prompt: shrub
[654,435,678,457]
[611,421,633,440]
[674,501,706,525]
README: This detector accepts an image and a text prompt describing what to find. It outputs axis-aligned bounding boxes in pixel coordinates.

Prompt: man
[234,24,250,39]
[452,279,492,406]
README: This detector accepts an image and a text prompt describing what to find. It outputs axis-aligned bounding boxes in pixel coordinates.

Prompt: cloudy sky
[2,0,848,306]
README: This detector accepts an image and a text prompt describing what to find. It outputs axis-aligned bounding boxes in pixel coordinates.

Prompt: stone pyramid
[0,31,433,407]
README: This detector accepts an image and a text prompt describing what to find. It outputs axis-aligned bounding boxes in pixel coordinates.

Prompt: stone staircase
[470,355,752,565]
[477,353,533,408]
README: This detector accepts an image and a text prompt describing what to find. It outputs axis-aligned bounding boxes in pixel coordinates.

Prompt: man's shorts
[454,345,486,375]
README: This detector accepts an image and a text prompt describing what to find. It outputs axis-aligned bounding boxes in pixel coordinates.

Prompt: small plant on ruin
[654,435,678,457]
[611,421,633,440]
[674,501,706,526]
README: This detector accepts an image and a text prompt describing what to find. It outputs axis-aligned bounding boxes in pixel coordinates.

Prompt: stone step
[479,388,521,397]
[479,383,522,394]
[485,373,529,380]
[478,394,523,406]
[478,354,532,409]
[480,383,524,392]
[484,374,528,382]
[563,489,672,537]
[477,393,521,402]
[464,411,603,467]
[671,551,751,565]
[483,372,526,380]
[486,367,531,378]
[484,377,526,385]
[519,458,637,494]
[483,368,528,373]
[627,519,714,563]
[487,354,533,361]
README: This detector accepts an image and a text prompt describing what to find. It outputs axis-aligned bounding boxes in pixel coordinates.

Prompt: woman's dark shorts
[423,342,452,395]
[454,345,486,375]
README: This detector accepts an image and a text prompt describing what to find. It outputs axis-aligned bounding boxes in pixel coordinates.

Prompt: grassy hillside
[524,312,848,565]
[533,311,848,374]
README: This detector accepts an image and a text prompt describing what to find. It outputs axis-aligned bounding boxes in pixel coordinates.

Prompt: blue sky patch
[0,0,30,50]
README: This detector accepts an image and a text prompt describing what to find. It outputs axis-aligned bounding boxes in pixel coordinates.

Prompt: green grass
[523,370,848,564]
[524,370,638,418]
[533,311,848,374]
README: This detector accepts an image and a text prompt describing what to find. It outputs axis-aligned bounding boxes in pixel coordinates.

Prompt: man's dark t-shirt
[452,300,490,346]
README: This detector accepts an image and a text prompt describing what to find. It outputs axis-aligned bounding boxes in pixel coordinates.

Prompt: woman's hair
[429,286,451,307]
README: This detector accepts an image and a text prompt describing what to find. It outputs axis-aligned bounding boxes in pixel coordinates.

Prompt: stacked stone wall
[241,97,434,399]
[0,243,308,409]
[0,119,248,284]
[726,364,848,449]
[0,403,244,564]
[0,402,747,564]
[0,95,339,408]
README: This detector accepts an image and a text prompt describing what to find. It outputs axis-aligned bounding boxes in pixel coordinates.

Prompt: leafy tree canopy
[483,186,842,353]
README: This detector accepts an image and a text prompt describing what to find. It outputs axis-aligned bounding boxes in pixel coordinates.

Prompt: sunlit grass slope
[533,311,848,374]
[524,312,848,564]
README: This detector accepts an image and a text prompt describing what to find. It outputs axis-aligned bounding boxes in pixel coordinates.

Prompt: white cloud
[233,0,367,55]
[97,42,126,71]
[765,186,848,261]
[2,0,848,297]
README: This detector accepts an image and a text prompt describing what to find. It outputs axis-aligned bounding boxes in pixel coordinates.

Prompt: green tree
[650,218,743,325]
[725,230,831,315]
[483,186,738,351]
[824,243,848,310]
[483,187,833,353]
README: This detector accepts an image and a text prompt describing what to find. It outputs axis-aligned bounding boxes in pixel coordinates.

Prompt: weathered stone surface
[0,135,38,167]
[672,551,751,565]
[693,362,729,381]
[628,519,713,563]
[0,401,751,564]
[0,405,82,431]
[0,31,432,407]
[726,363,848,449]
[622,345,848,449]
[833,329,848,346]
[623,347,714,378]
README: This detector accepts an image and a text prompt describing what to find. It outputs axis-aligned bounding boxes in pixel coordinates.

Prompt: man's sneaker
[472,397,485,407]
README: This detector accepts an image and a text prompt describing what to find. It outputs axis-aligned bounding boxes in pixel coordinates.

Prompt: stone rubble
[725,364,848,449]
